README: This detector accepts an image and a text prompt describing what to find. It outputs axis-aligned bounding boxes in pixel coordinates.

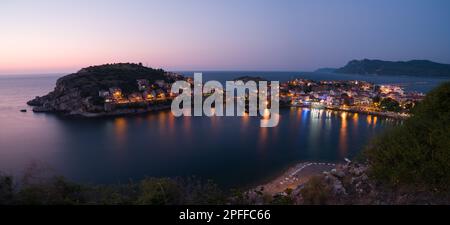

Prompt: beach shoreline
[252,162,337,196]
[291,105,409,120]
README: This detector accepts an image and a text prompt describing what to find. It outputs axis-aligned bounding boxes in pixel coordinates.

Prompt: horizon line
[0,69,317,77]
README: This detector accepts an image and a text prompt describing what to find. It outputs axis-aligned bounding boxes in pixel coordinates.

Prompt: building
[128,93,143,102]
[109,87,123,101]
[98,90,110,98]
[137,79,149,91]
[380,85,404,95]
[143,90,156,101]
[156,89,166,100]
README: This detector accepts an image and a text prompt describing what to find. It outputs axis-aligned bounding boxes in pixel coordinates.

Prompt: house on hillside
[137,79,150,91]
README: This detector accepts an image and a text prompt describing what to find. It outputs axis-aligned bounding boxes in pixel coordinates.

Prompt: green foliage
[179,177,225,205]
[270,194,294,205]
[229,189,247,205]
[17,176,85,205]
[136,178,182,205]
[270,188,295,205]
[57,63,168,96]
[135,177,225,205]
[0,172,226,205]
[380,97,401,112]
[365,82,450,192]
[300,176,331,205]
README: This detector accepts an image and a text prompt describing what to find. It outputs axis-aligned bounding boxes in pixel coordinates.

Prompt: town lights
[170,73,281,128]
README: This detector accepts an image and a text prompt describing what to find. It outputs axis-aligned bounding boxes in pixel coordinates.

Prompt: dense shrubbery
[300,176,332,204]
[365,82,450,192]
[0,173,225,205]
[57,63,168,96]
[380,97,401,112]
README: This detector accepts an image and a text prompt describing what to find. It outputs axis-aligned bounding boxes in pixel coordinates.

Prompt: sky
[1,0,450,74]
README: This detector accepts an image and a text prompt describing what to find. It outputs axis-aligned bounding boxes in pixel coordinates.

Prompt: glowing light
[341,112,347,120]
[339,112,348,157]
[367,115,372,124]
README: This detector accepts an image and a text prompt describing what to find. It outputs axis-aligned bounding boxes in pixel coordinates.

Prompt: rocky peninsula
[27,63,184,117]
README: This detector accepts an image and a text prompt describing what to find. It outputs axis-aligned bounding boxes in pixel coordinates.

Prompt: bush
[179,177,225,205]
[0,173,226,205]
[380,97,401,112]
[365,82,450,192]
[17,176,85,205]
[300,176,331,205]
[270,194,294,205]
[136,178,183,205]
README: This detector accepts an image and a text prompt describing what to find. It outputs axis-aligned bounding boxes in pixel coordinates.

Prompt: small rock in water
[20,109,27,112]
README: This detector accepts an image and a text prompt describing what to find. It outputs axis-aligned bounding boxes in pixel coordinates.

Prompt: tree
[300,176,331,204]
[380,97,400,112]
[365,82,450,192]
[403,101,415,111]
[136,178,182,205]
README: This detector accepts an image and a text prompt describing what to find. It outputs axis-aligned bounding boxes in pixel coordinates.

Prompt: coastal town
[279,79,425,118]
[99,71,182,104]
[96,75,425,118]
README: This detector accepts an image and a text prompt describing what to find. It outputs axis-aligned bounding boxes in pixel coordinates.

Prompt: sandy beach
[255,162,337,195]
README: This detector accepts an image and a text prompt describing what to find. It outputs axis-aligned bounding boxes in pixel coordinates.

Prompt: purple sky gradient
[1,0,450,74]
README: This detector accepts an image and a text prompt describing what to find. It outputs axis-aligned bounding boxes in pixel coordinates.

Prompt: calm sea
[0,72,448,188]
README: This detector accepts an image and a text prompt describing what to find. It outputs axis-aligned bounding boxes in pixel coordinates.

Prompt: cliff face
[27,85,103,114]
[335,59,450,77]
[27,63,177,115]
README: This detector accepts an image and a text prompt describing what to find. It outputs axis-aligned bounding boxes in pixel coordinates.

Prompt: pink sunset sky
[1,0,450,74]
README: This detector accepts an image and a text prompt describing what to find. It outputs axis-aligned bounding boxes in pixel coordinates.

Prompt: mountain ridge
[333,59,450,77]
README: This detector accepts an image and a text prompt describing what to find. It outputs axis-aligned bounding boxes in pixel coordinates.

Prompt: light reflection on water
[114,118,127,148]
[339,112,348,157]
[0,107,396,188]
[0,75,406,188]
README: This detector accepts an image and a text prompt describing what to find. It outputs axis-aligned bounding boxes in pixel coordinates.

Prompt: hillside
[56,63,169,96]
[27,63,181,115]
[335,59,450,77]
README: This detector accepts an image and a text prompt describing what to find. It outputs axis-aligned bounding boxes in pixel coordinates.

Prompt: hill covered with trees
[26,63,182,116]
[335,59,450,77]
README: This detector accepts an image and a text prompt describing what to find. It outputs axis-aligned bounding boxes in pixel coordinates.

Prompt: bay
[0,72,447,188]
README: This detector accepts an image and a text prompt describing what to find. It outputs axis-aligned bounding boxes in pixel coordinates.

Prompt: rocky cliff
[27,63,179,116]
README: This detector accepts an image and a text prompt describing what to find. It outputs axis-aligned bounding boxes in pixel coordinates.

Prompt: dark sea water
[0,72,448,188]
